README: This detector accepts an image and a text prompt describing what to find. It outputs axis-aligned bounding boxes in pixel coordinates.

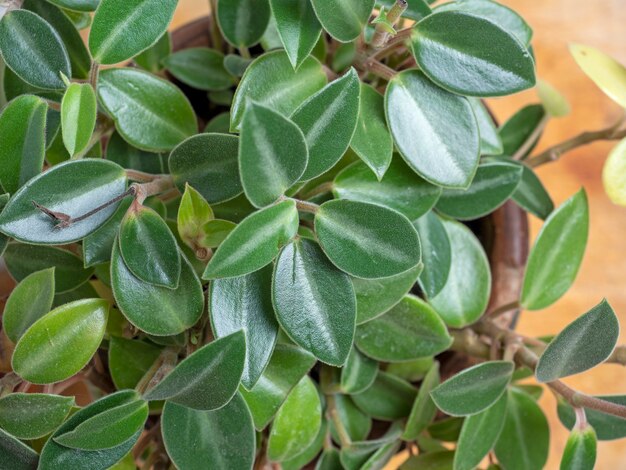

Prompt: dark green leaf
[499,104,546,156]
[315,199,421,279]
[430,361,514,416]
[12,298,108,384]
[521,189,589,310]
[106,131,168,174]
[340,347,378,394]
[351,371,416,421]
[108,337,162,389]
[0,10,70,90]
[411,11,536,96]
[468,97,504,155]
[2,66,63,103]
[558,396,626,441]
[98,68,196,152]
[270,0,322,69]
[512,162,554,219]
[330,394,371,442]
[223,54,251,77]
[134,32,170,73]
[144,331,246,410]
[385,70,480,188]
[162,47,234,91]
[427,417,463,442]
[0,393,74,440]
[89,0,177,64]
[316,448,342,470]
[273,239,356,366]
[217,0,271,48]
[414,211,451,299]
[61,83,97,157]
[403,362,440,440]
[82,198,132,267]
[0,428,39,470]
[47,0,99,12]
[561,426,597,470]
[310,0,375,42]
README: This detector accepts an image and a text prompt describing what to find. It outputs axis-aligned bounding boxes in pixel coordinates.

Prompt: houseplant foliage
[1,0,626,469]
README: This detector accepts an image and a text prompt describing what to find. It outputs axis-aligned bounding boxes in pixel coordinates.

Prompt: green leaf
[203,199,299,279]
[230,50,327,131]
[536,299,619,382]
[217,0,271,48]
[144,331,246,410]
[240,344,316,430]
[83,198,132,267]
[350,84,393,179]
[134,32,170,73]
[169,133,242,204]
[105,131,167,174]
[385,70,480,188]
[436,161,523,220]
[537,79,571,117]
[454,393,508,470]
[177,183,214,247]
[162,48,234,91]
[202,219,237,248]
[0,10,70,90]
[499,104,546,156]
[0,95,47,194]
[403,362,440,440]
[3,243,93,293]
[273,239,356,366]
[119,204,181,288]
[387,357,433,382]
[0,393,74,440]
[46,0,100,12]
[61,83,96,157]
[39,391,142,470]
[330,394,372,442]
[355,295,451,362]
[315,199,421,279]
[427,417,463,442]
[401,451,454,470]
[430,361,514,416]
[54,397,148,450]
[223,54,252,77]
[468,98,504,156]
[351,371,416,421]
[340,424,403,470]
[0,428,39,470]
[282,420,328,470]
[108,337,161,389]
[12,298,108,384]
[411,11,536,96]
[89,0,177,64]
[429,218,491,327]
[557,396,626,441]
[353,264,421,324]
[270,0,322,69]
[377,0,431,21]
[310,0,375,42]
[494,388,549,470]
[267,375,322,462]
[111,243,203,336]
[340,347,378,394]
[162,394,256,470]
[2,267,55,343]
[98,68,197,152]
[414,211,451,299]
[0,159,127,244]
[210,265,279,389]
[603,137,626,206]
[561,426,597,470]
[317,448,342,470]
[512,162,554,219]
[240,102,308,207]
[521,189,589,310]
[292,68,360,180]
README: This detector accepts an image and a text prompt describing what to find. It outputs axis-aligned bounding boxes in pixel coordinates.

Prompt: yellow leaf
[571,44,626,108]
[537,79,570,117]
[603,137,626,206]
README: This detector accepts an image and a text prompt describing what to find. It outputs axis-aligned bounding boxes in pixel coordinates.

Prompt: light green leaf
[330,394,371,443]
[341,347,378,394]
[570,44,626,108]
[403,362,440,440]
[108,337,162,389]
[282,420,328,470]
[270,0,322,69]
[537,79,571,117]
[177,183,214,247]
[217,0,271,48]
[162,47,234,91]
[603,137,626,206]
[310,0,375,42]
[414,211,451,299]
[61,83,96,157]
[351,371,416,421]
[0,393,74,440]
[561,426,597,470]
[201,219,237,248]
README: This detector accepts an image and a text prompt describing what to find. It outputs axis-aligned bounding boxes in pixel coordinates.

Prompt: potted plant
[0,0,626,468]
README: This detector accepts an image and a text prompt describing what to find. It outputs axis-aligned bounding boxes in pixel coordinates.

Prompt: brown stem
[125,169,162,183]
[357,54,397,81]
[88,62,99,90]
[326,394,352,447]
[294,199,320,214]
[488,300,520,318]
[371,0,408,49]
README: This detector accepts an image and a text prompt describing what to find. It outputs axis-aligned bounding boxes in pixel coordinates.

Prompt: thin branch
[294,198,320,214]
[299,182,334,200]
[371,0,408,49]
[326,394,352,447]
[488,300,520,318]
[512,115,549,161]
[359,56,397,81]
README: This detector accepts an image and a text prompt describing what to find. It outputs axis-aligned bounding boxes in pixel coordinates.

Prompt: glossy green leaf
[0,428,39,470]
[385,70,480,188]
[414,211,451,299]
[12,298,108,384]
[2,65,63,103]
[310,0,375,42]
[603,137,626,206]
[499,104,546,156]
[340,347,378,394]
[351,371,416,421]
[431,361,514,416]
[334,159,440,220]
[315,199,421,279]
[536,299,619,382]
[230,50,327,131]
[0,393,74,440]
[494,388,549,470]
[356,295,451,362]
[240,344,316,430]
[429,218,491,327]
[203,199,299,279]
[350,84,393,179]
[561,426,597,470]
[98,68,196,152]
[468,98,504,155]
[330,394,371,442]
[353,264,421,324]
[537,79,571,117]
[282,420,327,470]
[512,162,554,219]
[47,0,100,12]
[2,268,55,343]
[134,32,170,73]
[0,95,47,194]
[0,159,127,244]
[570,44,626,108]
[411,11,536,96]
[210,265,279,389]
[89,0,176,64]
[454,393,508,470]
[217,0,271,48]
[169,133,242,204]
[270,0,322,69]
[557,396,626,441]
[61,83,96,157]
[292,68,360,180]
[240,102,308,207]
[54,398,148,450]
[403,362,440,440]
[267,375,322,462]
[521,189,589,310]
[111,243,203,336]
[3,244,92,293]
[162,394,255,470]
[119,204,181,288]
[144,331,246,410]
[0,10,70,90]
[82,198,132,267]
[163,47,234,91]
[273,239,356,366]
[436,161,523,220]
[108,337,162,389]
